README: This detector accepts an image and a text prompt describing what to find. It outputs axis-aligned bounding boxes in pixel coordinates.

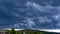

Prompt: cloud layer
[0,0,60,29]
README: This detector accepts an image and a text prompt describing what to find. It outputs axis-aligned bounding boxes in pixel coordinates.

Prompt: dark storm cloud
[25,1,60,29]
[0,0,60,29]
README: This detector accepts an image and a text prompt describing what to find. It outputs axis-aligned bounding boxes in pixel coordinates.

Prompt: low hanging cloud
[12,16,53,28]
[13,18,36,28]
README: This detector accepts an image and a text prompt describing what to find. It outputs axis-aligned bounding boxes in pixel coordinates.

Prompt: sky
[0,0,60,29]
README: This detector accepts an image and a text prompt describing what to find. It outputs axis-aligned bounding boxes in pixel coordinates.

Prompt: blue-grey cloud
[0,0,60,29]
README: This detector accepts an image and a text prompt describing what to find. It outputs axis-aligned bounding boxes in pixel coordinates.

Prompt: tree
[10,28,16,34]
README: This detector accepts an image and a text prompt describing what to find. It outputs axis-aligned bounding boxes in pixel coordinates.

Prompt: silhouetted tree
[10,28,16,34]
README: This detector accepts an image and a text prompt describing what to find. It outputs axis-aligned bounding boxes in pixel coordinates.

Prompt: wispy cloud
[37,17,52,24]
[26,1,56,12]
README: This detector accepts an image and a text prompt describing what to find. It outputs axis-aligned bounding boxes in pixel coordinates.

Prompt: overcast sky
[0,0,60,29]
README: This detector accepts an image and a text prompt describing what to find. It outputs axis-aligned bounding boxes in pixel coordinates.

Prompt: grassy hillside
[4,28,60,34]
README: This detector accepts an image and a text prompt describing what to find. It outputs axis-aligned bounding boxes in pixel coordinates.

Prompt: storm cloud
[0,0,60,29]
